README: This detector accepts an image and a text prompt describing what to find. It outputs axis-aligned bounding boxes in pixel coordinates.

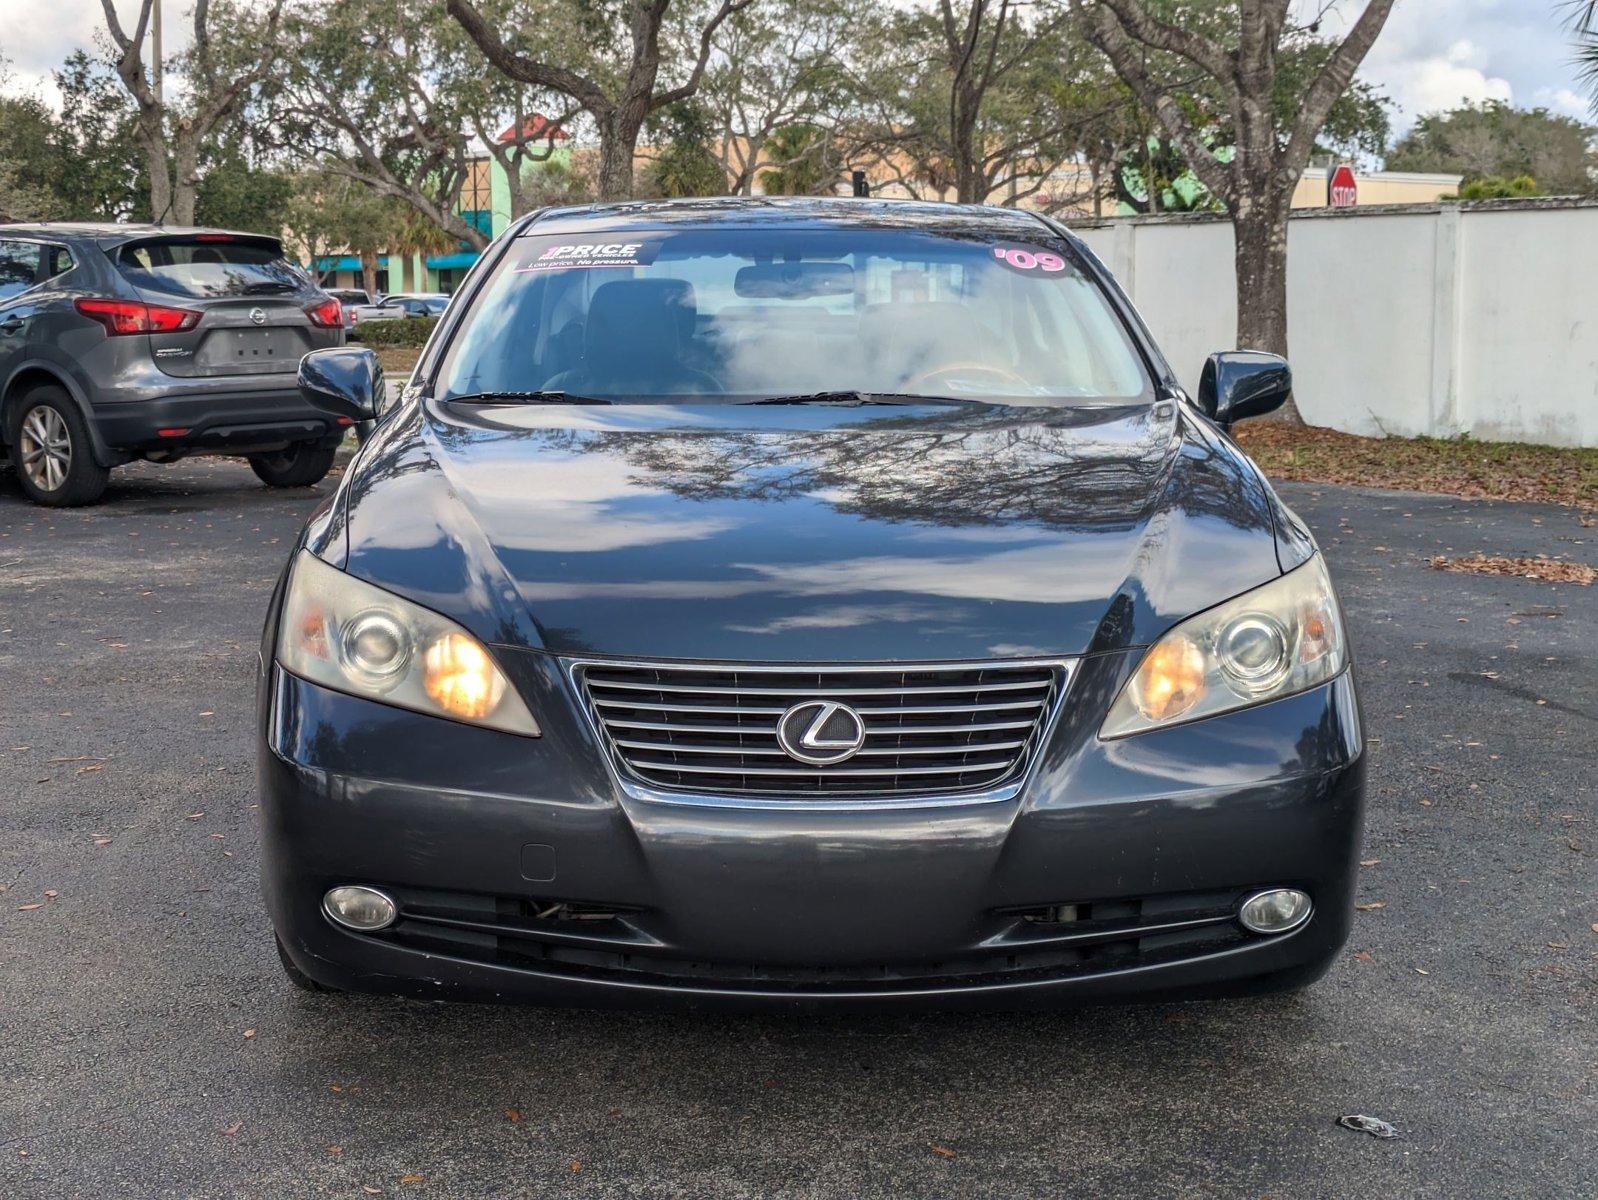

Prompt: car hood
[336,398,1288,661]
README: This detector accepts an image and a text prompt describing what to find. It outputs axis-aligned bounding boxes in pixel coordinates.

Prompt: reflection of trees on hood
[483,405,1259,535]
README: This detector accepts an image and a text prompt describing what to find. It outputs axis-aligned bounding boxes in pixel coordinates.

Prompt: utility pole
[151,0,163,104]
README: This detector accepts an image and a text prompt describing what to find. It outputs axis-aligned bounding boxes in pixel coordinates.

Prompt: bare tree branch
[1282,0,1396,173]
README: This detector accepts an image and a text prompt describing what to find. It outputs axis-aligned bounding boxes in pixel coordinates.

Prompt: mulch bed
[1233,422,1598,511]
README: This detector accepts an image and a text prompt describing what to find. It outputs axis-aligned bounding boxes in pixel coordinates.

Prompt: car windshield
[116,238,309,299]
[437,228,1151,404]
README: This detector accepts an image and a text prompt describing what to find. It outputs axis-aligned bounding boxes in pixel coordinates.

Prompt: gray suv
[0,223,347,506]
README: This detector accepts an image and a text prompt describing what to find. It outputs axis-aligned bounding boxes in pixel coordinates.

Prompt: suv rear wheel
[248,442,337,488]
[7,386,110,507]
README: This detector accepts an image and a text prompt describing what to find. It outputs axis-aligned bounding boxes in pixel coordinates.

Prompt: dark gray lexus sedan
[260,198,1363,1009]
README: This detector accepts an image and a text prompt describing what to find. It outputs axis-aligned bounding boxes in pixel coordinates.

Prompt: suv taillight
[305,297,343,329]
[75,298,200,335]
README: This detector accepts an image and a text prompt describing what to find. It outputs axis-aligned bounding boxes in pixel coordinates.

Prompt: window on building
[460,158,494,241]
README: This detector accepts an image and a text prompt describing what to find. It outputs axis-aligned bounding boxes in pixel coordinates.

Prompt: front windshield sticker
[518,241,662,272]
[990,245,1069,275]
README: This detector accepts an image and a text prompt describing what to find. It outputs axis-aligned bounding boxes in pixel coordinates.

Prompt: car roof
[515,196,1059,240]
[0,221,281,248]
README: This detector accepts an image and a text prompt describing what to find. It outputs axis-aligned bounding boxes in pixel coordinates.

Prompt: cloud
[1300,0,1593,134]
[1379,39,1513,117]
[1,0,194,108]
[1531,87,1593,120]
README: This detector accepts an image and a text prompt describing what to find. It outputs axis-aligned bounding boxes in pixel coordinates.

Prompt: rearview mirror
[1196,351,1291,426]
[299,347,384,423]
[735,261,855,299]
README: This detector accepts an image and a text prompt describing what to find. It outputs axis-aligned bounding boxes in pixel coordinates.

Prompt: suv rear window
[115,238,309,299]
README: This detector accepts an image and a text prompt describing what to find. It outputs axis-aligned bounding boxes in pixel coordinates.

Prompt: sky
[2,0,1594,140]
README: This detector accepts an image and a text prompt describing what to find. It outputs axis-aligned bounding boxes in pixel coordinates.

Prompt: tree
[276,0,495,251]
[446,0,756,201]
[758,123,840,194]
[1570,1,1598,112]
[846,1,1118,209]
[99,0,287,224]
[646,100,730,196]
[1076,0,1396,421]
[927,0,1074,204]
[0,91,63,222]
[0,53,148,222]
[1387,101,1594,196]
[52,52,150,221]
[195,144,294,233]
[283,171,409,294]
[701,0,856,194]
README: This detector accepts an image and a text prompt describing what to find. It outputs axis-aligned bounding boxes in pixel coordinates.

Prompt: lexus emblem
[776,700,867,765]
[249,307,267,325]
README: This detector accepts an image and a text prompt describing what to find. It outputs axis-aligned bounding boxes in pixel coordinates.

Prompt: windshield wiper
[744,391,975,407]
[445,390,613,405]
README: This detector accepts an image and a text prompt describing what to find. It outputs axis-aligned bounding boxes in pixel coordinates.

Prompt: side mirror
[299,347,384,423]
[1196,351,1292,426]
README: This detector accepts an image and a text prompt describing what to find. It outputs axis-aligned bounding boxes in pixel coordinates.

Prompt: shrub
[354,316,439,347]
[1453,174,1543,201]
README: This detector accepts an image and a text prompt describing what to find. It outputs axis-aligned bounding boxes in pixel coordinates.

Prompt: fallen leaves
[1354,902,1386,912]
[504,1109,521,1123]
[1352,950,1374,962]
[929,1144,957,1159]
[1429,553,1595,586]
[1359,858,1381,867]
[222,1121,244,1137]
[16,903,42,911]
[242,1028,257,1039]
[1233,423,1598,509]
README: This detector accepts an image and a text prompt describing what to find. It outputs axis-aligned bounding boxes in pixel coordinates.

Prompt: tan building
[851,158,1462,215]
[1291,166,1461,208]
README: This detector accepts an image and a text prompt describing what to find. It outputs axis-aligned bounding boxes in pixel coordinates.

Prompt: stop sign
[1328,163,1358,208]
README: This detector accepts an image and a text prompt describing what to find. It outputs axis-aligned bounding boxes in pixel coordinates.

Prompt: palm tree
[1571,1,1598,111]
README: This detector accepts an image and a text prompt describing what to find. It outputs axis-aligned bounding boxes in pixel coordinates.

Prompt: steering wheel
[906,362,1032,394]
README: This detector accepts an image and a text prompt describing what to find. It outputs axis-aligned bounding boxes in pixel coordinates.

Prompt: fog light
[1238,888,1312,935]
[323,885,397,931]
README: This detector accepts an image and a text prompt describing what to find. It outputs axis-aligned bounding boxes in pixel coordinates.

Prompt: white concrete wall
[1072,199,1598,448]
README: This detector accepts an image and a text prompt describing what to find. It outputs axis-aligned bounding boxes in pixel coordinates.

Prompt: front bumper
[259,648,1365,1011]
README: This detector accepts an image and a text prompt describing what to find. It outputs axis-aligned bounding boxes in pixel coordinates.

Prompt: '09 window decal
[990,245,1069,274]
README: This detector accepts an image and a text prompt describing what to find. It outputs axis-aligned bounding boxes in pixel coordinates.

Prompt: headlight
[276,551,540,736]
[1101,554,1347,738]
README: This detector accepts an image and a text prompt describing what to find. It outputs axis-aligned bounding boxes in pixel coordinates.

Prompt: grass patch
[1234,423,1598,510]
[374,346,423,378]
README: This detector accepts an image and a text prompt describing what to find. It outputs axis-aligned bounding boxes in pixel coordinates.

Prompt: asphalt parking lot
[1,457,1593,1200]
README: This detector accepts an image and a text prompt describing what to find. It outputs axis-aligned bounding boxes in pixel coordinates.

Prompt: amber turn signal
[1128,634,1206,723]
[423,632,506,720]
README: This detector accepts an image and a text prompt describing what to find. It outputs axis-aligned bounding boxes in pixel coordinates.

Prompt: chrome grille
[574,659,1065,798]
